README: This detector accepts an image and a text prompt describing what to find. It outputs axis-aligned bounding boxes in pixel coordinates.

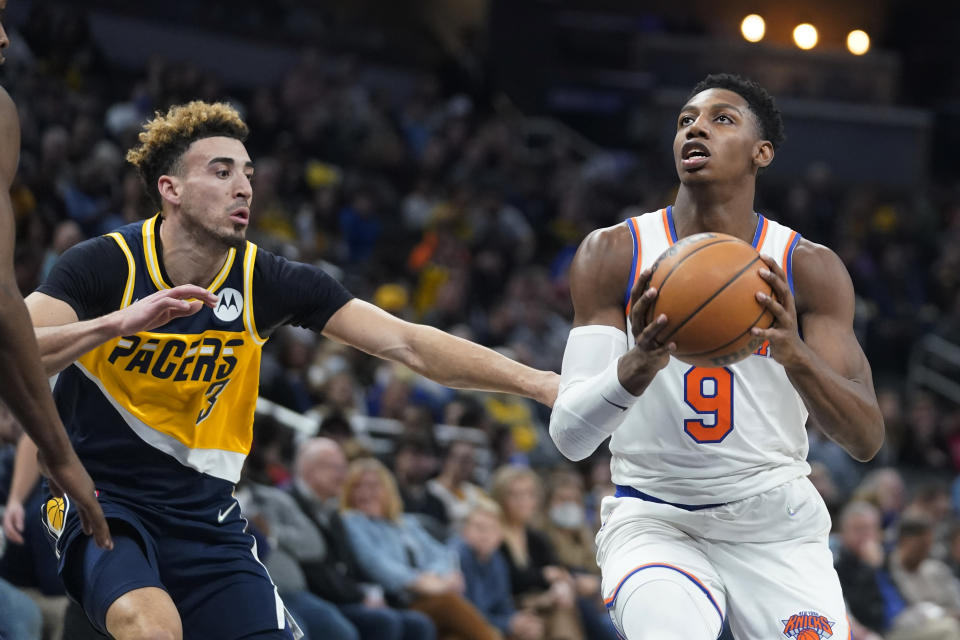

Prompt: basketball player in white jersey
[549,74,884,640]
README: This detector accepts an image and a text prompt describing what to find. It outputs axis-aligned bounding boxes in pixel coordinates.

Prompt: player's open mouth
[229,208,250,225]
[681,142,710,170]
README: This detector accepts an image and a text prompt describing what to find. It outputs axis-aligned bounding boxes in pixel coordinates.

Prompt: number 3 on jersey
[682,367,734,443]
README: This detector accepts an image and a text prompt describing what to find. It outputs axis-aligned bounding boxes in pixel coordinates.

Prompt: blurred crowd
[1,3,959,640]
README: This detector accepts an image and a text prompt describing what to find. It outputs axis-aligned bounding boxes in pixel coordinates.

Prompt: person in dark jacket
[490,465,583,640]
[835,501,960,640]
[455,498,543,640]
[293,437,435,640]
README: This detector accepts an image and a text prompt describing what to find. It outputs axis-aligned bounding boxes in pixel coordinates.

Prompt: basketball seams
[657,255,763,343]
[677,307,772,360]
[645,237,731,325]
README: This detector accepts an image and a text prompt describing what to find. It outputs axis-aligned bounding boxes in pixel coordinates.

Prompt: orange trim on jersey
[782,230,799,266]
[755,216,769,250]
[603,562,719,611]
[660,208,674,246]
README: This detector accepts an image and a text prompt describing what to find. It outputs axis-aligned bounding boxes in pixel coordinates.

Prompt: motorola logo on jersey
[213,287,243,322]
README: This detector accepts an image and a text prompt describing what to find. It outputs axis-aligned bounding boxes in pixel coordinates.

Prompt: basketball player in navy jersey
[550,74,884,640]
[0,0,111,552]
[24,101,558,640]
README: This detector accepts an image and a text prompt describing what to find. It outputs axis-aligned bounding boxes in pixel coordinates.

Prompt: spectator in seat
[293,438,436,640]
[455,497,544,640]
[341,457,499,640]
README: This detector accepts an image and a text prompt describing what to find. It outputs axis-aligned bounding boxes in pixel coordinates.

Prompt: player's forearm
[785,348,884,461]
[34,313,123,375]
[9,433,40,504]
[550,358,636,460]
[0,283,75,461]
[391,325,557,406]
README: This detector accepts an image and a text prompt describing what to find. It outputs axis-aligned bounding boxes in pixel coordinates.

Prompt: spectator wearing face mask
[541,469,618,640]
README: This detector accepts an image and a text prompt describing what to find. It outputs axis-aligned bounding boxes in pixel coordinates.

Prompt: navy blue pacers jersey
[37,213,352,516]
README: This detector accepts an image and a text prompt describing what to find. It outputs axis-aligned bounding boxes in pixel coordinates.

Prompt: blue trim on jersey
[786,233,801,296]
[604,562,724,627]
[665,206,679,244]
[750,214,766,248]
[614,485,725,511]
[624,220,640,309]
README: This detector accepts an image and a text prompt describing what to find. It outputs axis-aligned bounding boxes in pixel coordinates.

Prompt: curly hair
[126,101,249,207]
[689,73,785,149]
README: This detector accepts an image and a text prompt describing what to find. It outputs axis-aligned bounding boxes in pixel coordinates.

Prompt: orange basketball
[645,232,774,367]
[796,630,820,640]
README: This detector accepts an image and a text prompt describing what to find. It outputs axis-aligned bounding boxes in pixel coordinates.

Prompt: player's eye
[216,169,230,178]
[715,114,732,123]
[679,115,694,127]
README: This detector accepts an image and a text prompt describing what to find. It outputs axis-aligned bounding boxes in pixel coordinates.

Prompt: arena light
[846,29,870,55]
[740,15,765,43]
[792,23,818,50]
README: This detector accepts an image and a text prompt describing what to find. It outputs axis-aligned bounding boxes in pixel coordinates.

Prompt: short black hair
[689,74,785,149]
[897,514,933,541]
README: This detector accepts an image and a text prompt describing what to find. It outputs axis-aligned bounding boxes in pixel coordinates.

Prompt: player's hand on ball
[619,268,675,395]
[752,255,805,368]
[109,284,218,335]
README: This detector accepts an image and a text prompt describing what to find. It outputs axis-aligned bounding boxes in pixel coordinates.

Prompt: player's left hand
[751,255,807,369]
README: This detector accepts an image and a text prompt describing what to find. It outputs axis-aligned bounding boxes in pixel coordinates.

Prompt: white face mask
[549,501,585,529]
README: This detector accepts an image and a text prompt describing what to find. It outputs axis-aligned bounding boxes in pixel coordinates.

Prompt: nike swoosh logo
[602,396,628,411]
[218,502,238,523]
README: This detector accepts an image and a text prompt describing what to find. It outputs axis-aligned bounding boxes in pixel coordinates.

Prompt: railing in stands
[908,333,960,404]
[254,397,493,465]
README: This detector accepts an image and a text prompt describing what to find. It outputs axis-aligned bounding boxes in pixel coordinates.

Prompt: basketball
[645,232,774,367]
[796,631,820,640]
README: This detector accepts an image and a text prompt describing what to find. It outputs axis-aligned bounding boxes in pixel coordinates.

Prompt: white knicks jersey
[612,206,810,504]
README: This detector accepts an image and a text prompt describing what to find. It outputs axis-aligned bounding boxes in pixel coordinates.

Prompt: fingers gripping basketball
[645,232,774,367]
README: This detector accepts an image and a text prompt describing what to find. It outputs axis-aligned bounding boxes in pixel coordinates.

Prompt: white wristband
[595,357,640,413]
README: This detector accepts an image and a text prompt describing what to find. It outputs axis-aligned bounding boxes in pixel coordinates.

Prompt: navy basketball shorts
[42,490,294,639]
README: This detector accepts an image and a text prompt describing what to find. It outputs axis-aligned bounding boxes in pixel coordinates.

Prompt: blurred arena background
[0,1,958,639]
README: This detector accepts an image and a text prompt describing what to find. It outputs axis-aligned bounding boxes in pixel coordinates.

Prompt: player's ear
[754,140,774,169]
[157,174,182,206]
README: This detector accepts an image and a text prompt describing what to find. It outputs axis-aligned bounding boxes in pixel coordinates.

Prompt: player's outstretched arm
[548,225,676,461]
[322,299,559,407]
[752,243,884,461]
[26,285,218,375]
[0,87,112,549]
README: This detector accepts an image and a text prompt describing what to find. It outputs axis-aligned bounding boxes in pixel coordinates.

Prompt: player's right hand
[40,449,113,550]
[619,268,675,394]
[110,284,218,335]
